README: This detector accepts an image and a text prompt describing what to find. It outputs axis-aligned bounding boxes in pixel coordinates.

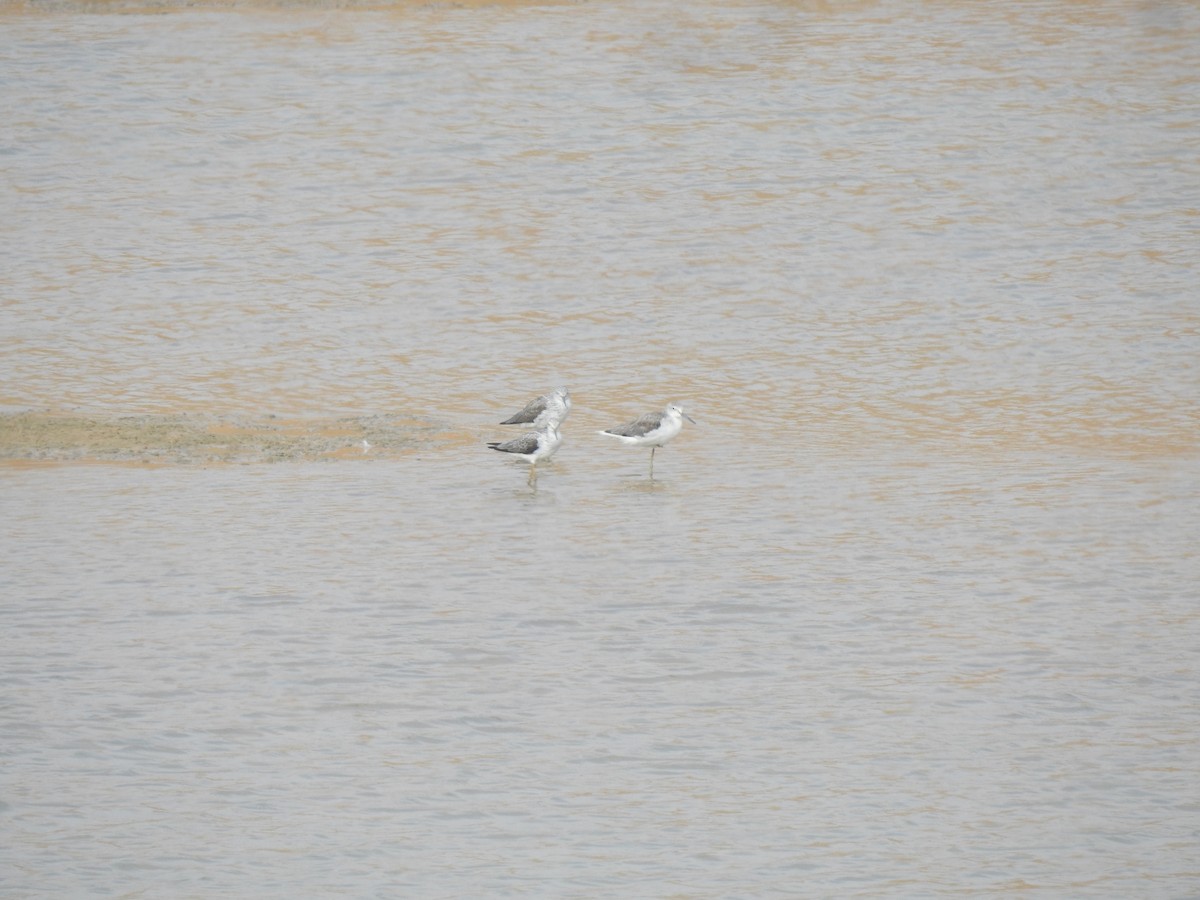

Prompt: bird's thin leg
[649,446,656,479]
[528,463,537,487]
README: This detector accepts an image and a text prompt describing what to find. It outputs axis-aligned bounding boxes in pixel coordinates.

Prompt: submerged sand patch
[0,412,440,465]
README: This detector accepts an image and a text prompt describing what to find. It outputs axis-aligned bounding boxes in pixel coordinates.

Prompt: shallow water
[4,453,1199,896]
[2,1,1199,896]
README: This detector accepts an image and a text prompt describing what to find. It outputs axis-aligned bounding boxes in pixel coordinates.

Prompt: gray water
[2,1,1199,896]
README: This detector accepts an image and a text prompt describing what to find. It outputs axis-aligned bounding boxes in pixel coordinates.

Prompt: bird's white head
[667,404,696,425]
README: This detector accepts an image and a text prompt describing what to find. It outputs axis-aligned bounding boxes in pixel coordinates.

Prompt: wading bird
[499,386,571,429]
[488,421,563,486]
[599,403,695,478]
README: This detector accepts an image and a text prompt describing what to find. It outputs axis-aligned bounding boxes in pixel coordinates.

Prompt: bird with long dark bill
[599,403,695,478]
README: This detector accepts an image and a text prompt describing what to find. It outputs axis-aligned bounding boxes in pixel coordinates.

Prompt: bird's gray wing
[605,411,664,438]
[499,394,549,425]
[489,432,540,454]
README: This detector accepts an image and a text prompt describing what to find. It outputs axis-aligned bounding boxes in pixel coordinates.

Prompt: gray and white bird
[599,403,695,478]
[488,422,563,486]
[499,386,571,429]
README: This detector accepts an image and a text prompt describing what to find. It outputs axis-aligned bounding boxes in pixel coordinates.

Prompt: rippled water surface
[2,1,1199,896]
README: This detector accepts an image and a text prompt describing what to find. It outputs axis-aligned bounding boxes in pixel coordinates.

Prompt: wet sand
[1,0,539,12]
[0,411,438,465]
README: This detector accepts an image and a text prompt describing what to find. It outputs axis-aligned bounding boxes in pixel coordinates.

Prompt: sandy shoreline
[1,0,548,13]
[0,411,440,465]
